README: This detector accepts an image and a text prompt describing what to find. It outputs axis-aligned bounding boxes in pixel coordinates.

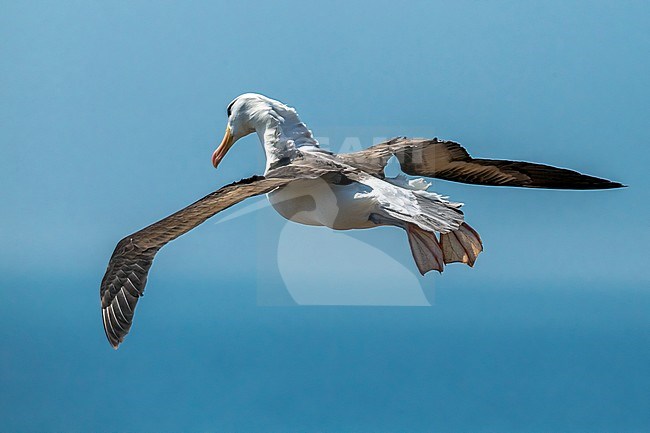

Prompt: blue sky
[1,1,649,432]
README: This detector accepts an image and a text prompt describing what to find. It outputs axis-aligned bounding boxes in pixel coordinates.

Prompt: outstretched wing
[100,161,334,349]
[339,137,624,189]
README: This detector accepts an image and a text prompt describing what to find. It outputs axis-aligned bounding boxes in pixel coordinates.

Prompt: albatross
[100,93,624,348]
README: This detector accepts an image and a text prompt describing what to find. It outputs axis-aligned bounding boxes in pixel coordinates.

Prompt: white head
[212,93,289,168]
[212,93,317,170]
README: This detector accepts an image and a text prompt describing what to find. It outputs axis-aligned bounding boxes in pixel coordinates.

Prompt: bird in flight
[100,93,624,348]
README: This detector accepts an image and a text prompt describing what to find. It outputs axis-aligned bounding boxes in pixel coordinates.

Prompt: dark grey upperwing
[100,161,336,348]
[338,137,624,189]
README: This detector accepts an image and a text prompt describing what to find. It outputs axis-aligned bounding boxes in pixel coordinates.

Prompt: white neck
[247,99,320,172]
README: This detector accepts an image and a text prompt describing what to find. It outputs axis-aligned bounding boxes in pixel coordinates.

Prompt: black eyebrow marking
[227,100,236,117]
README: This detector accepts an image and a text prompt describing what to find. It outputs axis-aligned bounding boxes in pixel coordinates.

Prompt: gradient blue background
[1,1,649,431]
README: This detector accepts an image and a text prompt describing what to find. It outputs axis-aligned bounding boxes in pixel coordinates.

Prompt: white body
[269,177,378,230]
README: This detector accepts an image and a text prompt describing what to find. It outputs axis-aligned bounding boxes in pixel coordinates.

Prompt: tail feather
[440,223,483,267]
[406,224,445,275]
